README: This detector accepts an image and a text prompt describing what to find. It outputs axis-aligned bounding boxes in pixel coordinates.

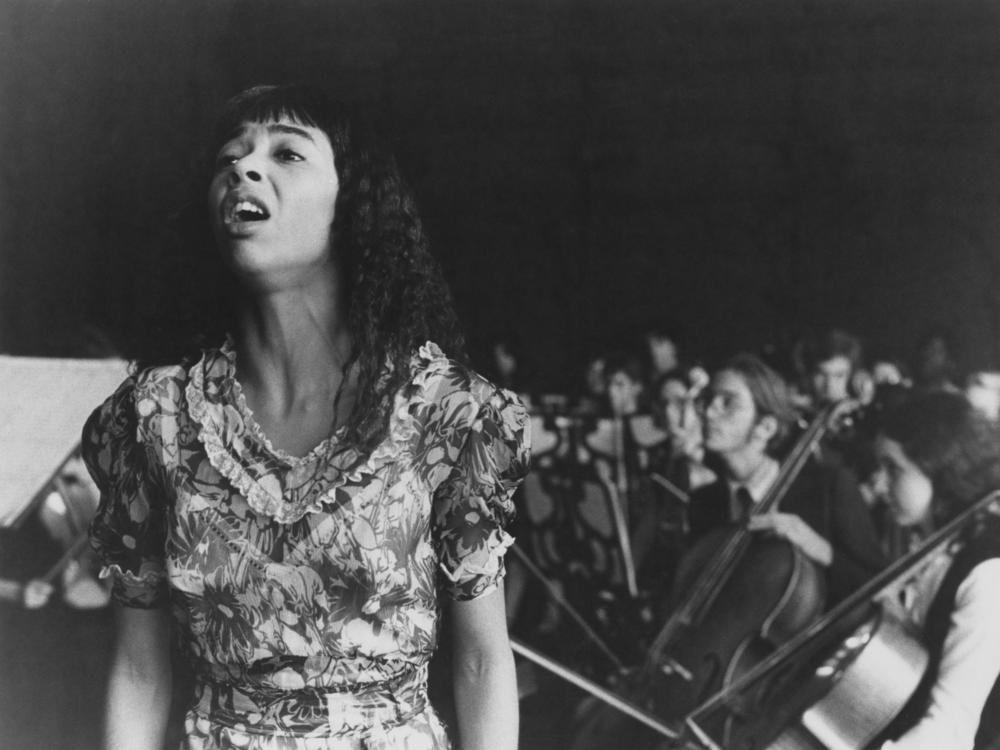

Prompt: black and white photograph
[3,2,1000,748]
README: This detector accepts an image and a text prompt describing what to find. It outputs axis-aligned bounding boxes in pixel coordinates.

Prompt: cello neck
[755,400,858,516]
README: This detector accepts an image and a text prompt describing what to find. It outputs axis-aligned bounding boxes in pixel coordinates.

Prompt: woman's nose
[227,169,262,186]
[226,161,263,186]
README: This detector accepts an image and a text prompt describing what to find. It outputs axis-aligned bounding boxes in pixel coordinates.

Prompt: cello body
[569,533,826,750]
[784,607,928,750]
[647,528,827,721]
[715,605,928,750]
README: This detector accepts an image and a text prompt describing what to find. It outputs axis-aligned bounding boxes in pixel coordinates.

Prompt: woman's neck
[234,276,353,412]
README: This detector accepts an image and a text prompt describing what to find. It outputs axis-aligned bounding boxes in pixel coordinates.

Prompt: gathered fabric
[184,664,446,749]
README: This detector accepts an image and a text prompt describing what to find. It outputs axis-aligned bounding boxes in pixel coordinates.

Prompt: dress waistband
[190,663,429,739]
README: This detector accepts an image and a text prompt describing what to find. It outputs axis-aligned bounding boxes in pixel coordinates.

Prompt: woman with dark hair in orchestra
[82,84,529,750]
[630,366,716,595]
[648,366,715,495]
[689,353,884,605]
[874,391,1000,749]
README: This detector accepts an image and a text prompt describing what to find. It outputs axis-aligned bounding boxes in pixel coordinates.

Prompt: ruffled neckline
[184,340,450,524]
[226,349,348,469]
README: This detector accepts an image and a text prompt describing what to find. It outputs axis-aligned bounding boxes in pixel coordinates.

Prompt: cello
[571,400,857,749]
[682,488,1000,750]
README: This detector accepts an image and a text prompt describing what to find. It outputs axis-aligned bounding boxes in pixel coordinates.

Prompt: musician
[689,353,885,604]
[575,353,608,415]
[604,351,646,418]
[874,391,1000,749]
[631,367,716,593]
[649,366,716,495]
[797,328,883,498]
[910,328,962,394]
[800,328,864,408]
[641,326,681,384]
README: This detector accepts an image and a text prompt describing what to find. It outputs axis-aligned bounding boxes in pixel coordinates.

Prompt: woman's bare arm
[104,604,172,750]
[451,584,518,750]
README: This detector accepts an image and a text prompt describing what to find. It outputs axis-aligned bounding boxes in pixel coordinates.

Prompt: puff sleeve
[82,377,169,608]
[433,387,531,601]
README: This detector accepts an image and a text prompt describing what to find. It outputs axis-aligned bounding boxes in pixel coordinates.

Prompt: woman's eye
[276,148,304,162]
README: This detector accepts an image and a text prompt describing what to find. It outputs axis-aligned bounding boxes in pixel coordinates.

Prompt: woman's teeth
[231,200,268,222]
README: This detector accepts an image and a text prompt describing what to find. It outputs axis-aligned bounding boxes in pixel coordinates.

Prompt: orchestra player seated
[797,328,880,491]
[603,351,646,417]
[873,391,1000,750]
[649,366,716,495]
[800,328,864,409]
[910,328,963,394]
[575,353,608,415]
[631,366,717,594]
[690,353,885,605]
[641,326,682,384]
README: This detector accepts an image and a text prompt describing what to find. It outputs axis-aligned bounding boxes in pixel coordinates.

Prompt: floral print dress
[83,341,530,749]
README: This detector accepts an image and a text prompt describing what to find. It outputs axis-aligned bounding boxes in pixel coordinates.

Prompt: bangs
[211,84,345,155]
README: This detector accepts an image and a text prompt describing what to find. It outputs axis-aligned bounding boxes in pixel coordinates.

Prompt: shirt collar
[727,456,780,504]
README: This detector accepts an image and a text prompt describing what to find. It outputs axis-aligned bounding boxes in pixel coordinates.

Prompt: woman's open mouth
[223,195,271,227]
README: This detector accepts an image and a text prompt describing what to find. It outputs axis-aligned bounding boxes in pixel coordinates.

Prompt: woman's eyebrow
[267,123,316,142]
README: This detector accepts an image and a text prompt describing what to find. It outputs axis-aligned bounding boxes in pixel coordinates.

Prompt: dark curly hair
[131,84,466,454]
[879,391,1000,520]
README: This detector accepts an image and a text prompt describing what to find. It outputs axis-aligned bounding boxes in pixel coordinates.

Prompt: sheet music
[0,356,129,527]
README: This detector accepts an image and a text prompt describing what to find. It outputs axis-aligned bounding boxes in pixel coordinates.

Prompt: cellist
[872,391,1000,749]
[689,353,885,605]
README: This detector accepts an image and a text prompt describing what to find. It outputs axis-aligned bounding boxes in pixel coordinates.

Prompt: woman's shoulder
[135,360,193,396]
[408,341,521,411]
[86,358,198,434]
[958,516,1000,569]
[402,341,530,457]
[132,361,190,392]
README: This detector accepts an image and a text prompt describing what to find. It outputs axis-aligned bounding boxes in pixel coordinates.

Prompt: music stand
[0,355,129,529]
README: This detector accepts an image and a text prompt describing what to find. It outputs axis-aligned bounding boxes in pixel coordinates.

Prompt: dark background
[3,0,1000,388]
[2,3,1000,747]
